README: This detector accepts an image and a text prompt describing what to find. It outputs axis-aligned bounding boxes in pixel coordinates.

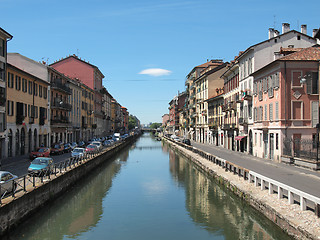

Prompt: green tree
[128,115,138,130]
[150,122,161,129]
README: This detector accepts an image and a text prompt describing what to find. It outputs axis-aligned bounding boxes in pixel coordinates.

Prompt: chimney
[268,28,274,39]
[274,30,280,37]
[301,24,307,35]
[282,23,290,34]
[313,29,318,38]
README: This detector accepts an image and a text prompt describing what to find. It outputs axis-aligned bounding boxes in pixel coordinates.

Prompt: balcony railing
[0,96,5,107]
[238,117,248,125]
[51,99,72,111]
[51,116,70,125]
[242,90,252,101]
[16,115,25,125]
[51,80,71,94]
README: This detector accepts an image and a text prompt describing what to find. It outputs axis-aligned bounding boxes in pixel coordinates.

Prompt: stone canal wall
[0,135,139,236]
[164,138,320,240]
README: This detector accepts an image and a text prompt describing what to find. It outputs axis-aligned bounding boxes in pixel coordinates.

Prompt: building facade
[6,63,50,157]
[0,28,12,159]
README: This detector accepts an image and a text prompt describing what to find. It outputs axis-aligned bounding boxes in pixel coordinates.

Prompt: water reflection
[168,147,293,240]
[5,150,129,240]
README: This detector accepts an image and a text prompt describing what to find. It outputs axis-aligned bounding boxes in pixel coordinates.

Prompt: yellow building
[7,63,50,156]
[81,83,94,141]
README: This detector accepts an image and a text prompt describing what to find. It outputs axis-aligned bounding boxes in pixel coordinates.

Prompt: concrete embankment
[164,138,320,240]
[0,135,139,236]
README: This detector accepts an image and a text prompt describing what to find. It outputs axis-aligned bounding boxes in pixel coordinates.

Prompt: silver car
[0,171,18,196]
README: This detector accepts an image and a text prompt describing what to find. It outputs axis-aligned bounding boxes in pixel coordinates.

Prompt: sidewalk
[190,140,320,198]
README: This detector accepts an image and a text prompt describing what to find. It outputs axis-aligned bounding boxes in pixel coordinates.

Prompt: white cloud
[139,68,172,77]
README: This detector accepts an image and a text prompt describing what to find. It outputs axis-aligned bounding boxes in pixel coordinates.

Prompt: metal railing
[164,136,320,218]
[0,142,122,205]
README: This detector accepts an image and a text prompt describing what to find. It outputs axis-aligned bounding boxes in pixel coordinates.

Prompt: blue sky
[1,0,319,124]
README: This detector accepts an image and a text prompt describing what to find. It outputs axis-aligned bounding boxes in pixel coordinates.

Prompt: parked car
[85,144,98,153]
[70,142,78,150]
[51,143,64,155]
[64,143,72,153]
[77,141,86,148]
[91,141,102,150]
[103,140,112,146]
[182,139,191,145]
[71,148,85,158]
[28,157,55,176]
[29,147,51,160]
[0,171,18,196]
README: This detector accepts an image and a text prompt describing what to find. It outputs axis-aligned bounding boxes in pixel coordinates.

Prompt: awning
[235,136,247,141]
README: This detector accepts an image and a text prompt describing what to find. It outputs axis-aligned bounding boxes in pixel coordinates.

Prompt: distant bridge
[142,128,157,132]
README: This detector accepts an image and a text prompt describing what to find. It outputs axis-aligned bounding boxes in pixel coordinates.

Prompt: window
[0,39,5,57]
[269,103,273,121]
[0,62,4,81]
[311,101,319,127]
[313,134,317,149]
[39,85,42,98]
[276,133,279,150]
[292,71,302,87]
[297,35,301,40]
[275,102,279,121]
[7,72,14,88]
[7,100,14,116]
[15,76,21,91]
[28,81,33,94]
[268,76,274,98]
[306,72,319,94]
[43,87,47,99]
[274,73,279,89]
[34,83,38,96]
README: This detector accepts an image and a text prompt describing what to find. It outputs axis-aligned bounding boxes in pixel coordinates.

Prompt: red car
[50,143,64,155]
[29,147,51,160]
[85,144,98,153]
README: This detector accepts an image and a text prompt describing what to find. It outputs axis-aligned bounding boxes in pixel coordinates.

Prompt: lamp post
[316,123,319,163]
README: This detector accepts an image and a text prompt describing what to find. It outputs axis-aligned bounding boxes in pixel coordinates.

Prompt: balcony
[51,80,71,94]
[238,117,248,125]
[16,115,25,125]
[235,93,242,103]
[51,116,70,126]
[51,98,72,111]
[222,123,236,130]
[223,102,236,112]
[0,96,5,107]
[242,90,252,101]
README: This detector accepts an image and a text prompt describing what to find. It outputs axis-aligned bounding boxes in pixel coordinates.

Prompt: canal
[4,133,293,240]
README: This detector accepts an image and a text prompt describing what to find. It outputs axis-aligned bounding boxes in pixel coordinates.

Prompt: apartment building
[50,55,106,138]
[6,63,50,157]
[81,84,94,141]
[237,23,316,155]
[194,61,227,143]
[0,28,12,159]
[49,67,72,144]
[252,46,320,162]
[185,60,224,141]
[68,77,82,142]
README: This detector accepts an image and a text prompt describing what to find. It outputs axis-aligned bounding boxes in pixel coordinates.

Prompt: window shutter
[264,104,267,121]
[275,102,279,120]
[312,101,319,127]
[306,72,312,94]
[269,103,273,121]
[274,73,279,89]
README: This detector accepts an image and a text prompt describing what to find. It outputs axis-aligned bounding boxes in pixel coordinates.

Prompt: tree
[150,122,161,129]
[128,115,138,130]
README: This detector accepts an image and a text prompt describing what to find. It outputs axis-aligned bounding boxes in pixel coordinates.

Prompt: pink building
[252,46,320,163]
[162,114,169,127]
[50,55,105,137]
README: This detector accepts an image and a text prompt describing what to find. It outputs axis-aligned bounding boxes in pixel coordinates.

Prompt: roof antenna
[77,49,79,56]
[273,14,276,29]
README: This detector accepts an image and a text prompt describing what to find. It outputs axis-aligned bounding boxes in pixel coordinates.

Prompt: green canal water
[5,133,293,240]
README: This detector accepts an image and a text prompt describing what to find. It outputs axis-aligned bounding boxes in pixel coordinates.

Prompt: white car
[91,141,102,150]
[71,148,85,158]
